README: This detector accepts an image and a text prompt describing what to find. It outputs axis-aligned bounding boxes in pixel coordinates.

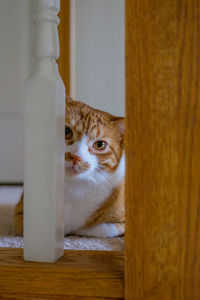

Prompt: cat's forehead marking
[69,119,75,127]
[66,100,121,141]
[67,116,106,140]
[87,124,102,139]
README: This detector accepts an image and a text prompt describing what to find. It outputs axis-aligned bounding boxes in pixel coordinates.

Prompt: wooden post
[126,0,200,299]
[24,0,65,262]
[58,0,70,96]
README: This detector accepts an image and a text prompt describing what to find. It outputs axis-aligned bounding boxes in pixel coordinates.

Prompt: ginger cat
[14,98,125,238]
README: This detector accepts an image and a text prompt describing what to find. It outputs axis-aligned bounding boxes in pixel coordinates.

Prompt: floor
[0,186,124,251]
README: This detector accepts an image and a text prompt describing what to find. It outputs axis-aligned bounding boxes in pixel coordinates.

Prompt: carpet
[0,186,124,251]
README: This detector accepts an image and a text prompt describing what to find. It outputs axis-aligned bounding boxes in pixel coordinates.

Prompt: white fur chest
[64,154,125,235]
[64,178,113,234]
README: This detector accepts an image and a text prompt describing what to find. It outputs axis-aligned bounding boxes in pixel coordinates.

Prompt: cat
[14,97,125,238]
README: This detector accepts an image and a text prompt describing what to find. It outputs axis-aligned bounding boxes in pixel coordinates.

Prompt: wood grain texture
[58,0,70,95]
[0,248,124,299]
[0,296,121,300]
[125,0,200,299]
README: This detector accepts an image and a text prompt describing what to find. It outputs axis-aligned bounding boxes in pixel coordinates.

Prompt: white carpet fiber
[0,186,124,251]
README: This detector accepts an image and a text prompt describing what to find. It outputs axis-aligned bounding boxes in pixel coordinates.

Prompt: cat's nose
[71,153,81,165]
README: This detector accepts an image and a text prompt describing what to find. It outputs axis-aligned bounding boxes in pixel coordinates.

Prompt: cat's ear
[112,117,125,135]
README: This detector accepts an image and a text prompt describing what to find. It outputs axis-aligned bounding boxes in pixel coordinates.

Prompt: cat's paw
[75,223,125,238]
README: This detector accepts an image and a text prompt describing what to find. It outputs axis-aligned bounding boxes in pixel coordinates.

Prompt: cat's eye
[65,127,73,139]
[93,141,107,151]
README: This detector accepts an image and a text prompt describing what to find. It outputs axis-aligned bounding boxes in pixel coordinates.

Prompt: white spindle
[24,0,65,262]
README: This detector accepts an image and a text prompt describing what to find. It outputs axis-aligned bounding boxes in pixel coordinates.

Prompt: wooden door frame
[125,0,200,299]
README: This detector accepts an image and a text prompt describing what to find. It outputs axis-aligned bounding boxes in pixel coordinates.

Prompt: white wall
[0,0,31,182]
[0,0,124,182]
[70,0,125,116]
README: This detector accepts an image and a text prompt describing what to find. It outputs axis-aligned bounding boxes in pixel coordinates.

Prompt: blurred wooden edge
[0,248,124,299]
[58,0,70,96]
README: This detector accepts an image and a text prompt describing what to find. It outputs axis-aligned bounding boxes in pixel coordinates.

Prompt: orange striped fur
[14,98,125,238]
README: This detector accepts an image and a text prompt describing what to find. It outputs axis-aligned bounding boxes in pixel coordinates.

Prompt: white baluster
[24,0,65,262]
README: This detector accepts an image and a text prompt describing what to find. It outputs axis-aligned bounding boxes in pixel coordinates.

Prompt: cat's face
[65,98,124,180]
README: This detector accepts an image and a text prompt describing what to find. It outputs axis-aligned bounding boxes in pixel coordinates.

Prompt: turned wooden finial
[33,0,60,61]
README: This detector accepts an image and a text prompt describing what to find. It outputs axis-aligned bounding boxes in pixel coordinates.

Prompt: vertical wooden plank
[58,0,70,96]
[125,0,200,299]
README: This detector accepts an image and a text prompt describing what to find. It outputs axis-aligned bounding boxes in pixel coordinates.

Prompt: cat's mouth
[65,160,90,177]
